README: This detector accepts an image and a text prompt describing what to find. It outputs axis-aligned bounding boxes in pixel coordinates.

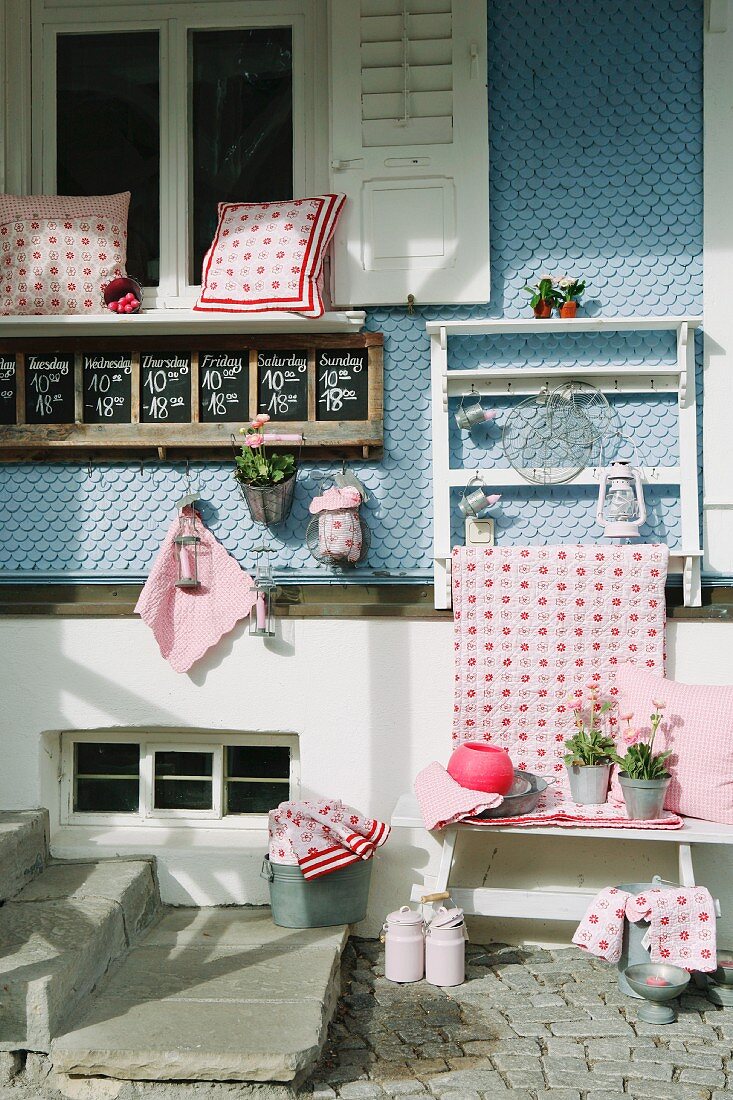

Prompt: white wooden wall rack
[428,315,704,609]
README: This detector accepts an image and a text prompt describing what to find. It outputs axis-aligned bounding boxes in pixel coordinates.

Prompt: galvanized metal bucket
[239,472,296,526]
[618,775,670,821]
[566,764,611,806]
[261,856,372,927]
[617,875,670,998]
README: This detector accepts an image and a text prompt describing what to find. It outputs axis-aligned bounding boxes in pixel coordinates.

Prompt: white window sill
[0,309,366,337]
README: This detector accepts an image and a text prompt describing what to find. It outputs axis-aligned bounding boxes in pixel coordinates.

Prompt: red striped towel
[268,799,390,880]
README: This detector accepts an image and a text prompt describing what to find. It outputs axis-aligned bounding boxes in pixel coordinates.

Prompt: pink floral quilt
[452,544,681,829]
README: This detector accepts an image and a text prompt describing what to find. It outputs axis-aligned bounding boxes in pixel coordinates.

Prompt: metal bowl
[472,770,552,819]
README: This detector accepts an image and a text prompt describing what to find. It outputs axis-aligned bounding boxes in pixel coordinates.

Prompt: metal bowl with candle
[624,963,690,1024]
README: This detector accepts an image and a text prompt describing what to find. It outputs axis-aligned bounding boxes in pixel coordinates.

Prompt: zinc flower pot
[559,301,578,318]
[532,299,553,319]
[566,763,611,805]
[239,472,296,526]
[618,774,670,821]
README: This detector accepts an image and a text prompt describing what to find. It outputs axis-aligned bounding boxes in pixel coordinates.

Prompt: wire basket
[306,512,370,565]
[502,389,593,485]
[239,472,296,526]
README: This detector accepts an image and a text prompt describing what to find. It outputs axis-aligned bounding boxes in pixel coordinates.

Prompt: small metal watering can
[458,479,501,518]
[455,391,497,431]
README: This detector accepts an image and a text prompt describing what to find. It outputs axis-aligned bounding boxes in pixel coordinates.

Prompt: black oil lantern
[174,493,202,589]
[250,544,276,637]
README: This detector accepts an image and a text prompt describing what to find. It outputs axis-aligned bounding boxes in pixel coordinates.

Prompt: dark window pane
[226,745,290,780]
[75,778,139,813]
[190,27,293,280]
[75,742,140,777]
[226,780,288,815]
[154,779,212,810]
[56,31,160,285]
[154,751,213,777]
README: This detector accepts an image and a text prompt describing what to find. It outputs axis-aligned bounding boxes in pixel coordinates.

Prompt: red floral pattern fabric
[451,544,679,828]
[268,799,390,880]
[195,194,345,318]
[0,192,129,315]
[573,885,716,972]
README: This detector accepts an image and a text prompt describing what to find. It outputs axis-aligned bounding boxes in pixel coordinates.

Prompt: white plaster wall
[702,1,733,575]
[1,614,733,945]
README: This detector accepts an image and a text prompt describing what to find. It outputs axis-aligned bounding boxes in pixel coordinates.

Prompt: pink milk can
[425,906,466,987]
[383,906,425,983]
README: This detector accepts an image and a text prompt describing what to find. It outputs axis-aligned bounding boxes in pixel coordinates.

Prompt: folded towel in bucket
[269,799,390,880]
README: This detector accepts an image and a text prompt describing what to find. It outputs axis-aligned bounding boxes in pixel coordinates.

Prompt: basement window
[62,731,297,828]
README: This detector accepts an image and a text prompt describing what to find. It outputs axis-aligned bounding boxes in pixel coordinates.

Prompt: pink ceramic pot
[447,742,514,796]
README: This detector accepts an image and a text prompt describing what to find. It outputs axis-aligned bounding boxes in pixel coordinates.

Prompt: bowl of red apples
[103,276,143,315]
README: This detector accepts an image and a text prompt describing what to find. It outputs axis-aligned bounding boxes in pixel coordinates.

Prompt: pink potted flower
[563,685,616,805]
[235,414,297,526]
[612,703,672,820]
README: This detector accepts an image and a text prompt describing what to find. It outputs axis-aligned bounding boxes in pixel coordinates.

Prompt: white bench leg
[678,842,695,887]
[435,827,458,893]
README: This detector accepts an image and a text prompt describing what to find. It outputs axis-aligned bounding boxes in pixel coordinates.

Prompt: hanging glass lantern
[596,461,647,538]
[174,493,202,588]
[250,544,276,637]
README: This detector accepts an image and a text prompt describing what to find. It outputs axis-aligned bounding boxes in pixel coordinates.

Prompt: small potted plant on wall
[563,685,616,804]
[523,275,560,319]
[612,704,672,821]
[556,276,586,318]
[235,415,298,526]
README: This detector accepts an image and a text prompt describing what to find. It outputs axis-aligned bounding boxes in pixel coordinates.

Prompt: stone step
[0,810,50,901]
[51,907,348,1084]
[0,857,161,1052]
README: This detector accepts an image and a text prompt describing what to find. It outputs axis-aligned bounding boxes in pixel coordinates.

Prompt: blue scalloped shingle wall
[0,0,702,581]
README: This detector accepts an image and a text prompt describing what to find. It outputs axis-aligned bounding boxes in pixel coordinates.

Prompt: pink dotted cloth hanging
[135,509,257,673]
[309,485,363,563]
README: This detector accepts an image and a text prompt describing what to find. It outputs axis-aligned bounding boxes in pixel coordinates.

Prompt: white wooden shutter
[329,0,489,307]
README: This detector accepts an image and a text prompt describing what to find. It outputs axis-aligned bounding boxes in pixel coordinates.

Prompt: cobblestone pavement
[308,938,733,1100]
[3,939,732,1100]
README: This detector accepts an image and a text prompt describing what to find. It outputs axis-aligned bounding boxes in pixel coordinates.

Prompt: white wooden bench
[392,793,731,921]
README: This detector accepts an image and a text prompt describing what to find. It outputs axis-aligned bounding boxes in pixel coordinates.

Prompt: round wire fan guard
[502,386,602,485]
[546,380,613,445]
[306,514,370,565]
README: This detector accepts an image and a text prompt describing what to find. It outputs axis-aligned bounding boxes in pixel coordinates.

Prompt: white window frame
[61,729,299,829]
[30,0,329,309]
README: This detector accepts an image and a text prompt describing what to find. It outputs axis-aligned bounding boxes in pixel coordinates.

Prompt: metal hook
[87,458,93,479]
[342,458,346,475]
[185,458,192,494]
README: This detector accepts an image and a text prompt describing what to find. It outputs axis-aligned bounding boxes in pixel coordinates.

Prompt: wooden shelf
[0,310,367,338]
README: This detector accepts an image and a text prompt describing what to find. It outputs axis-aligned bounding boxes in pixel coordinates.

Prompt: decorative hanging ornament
[174,493,202,588]
[250,544,276,637]
[596,461,647,538]
[306,482,369,565]
[455,389,498,432]
[458,478,501,518]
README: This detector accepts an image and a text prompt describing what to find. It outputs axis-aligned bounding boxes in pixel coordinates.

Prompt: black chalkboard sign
[141,353,191,423]
[257,350,308,421]
[316,348,369,421]
[199,351,249,423]
[82,353,132,424]
[25,353,75,424]
[0,355,17,425]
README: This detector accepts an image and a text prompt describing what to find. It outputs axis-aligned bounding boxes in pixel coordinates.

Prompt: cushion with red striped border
[194,194,345,318]
[0,192,129,315]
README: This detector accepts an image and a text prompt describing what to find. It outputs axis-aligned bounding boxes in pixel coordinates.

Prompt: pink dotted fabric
[0,192,129,315]
[134,509,256,674]
[451,544,680,829]
[615,666,733,825]
[414,761,503,830]
[195,194,345,318]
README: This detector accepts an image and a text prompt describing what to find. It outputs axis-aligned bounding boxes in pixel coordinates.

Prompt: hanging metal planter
[239,473,297,526]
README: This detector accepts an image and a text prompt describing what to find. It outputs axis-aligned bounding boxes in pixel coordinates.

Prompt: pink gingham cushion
[615,666,733,825]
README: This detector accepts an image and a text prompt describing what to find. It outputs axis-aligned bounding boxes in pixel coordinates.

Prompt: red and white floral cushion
[0,192,130,315]
[615,665,733,825]
[194,194,345,318]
